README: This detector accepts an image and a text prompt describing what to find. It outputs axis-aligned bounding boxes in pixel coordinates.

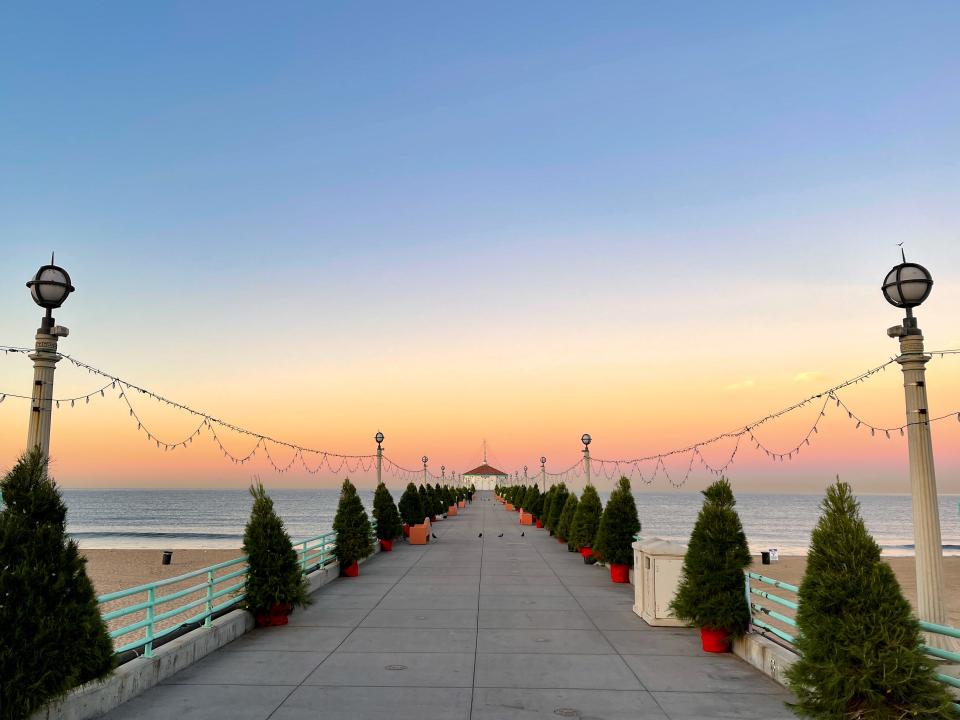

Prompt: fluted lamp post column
[582,434,592,486]
[882,256,947,632]
[540,456,546,492]
[25,255,75,459]
[375,432,384,486]
[422,456,428,486]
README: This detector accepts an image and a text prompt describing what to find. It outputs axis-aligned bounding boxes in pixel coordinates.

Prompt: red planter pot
[700,627,731,653]
[535,519,543,529]
[579,546,593,559]
[609,563,630,583]
[402,524,410,538]
[255,602,292,627]
[557,537,565,544]
[342,560,359,577]
[380,539,393,552]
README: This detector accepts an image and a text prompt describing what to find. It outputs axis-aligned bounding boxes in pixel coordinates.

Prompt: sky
[1,2,960,494]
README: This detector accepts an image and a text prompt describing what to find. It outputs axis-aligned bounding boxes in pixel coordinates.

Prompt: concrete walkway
[103,491,794,720]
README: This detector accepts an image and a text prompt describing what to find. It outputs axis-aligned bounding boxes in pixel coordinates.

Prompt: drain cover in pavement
[554,709,580,717]
[385,664,407,671]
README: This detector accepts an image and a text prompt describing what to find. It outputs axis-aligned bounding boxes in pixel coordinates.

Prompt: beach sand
[83,548,244,647]
[750,555,960,628]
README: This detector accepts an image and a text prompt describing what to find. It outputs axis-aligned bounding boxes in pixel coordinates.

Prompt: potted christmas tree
[786,480,954,719]
[243,480,309,626]
[398,482,422,537]
[546,484,569,536]
[670,478,750,652]
[571,484,602,563]
[557,493,578,549]
[530,487,546,528]
[333,478,374,577]
[372,482,403,551]
[593,476,640,583]
[0,449,114,719]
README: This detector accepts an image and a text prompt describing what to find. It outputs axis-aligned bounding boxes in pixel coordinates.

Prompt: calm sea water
[57,489,960,556]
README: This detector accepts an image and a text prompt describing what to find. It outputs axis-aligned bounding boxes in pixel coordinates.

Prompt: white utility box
[633,538,687,627]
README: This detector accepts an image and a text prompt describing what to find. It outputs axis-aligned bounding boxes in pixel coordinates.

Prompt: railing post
[205,569,214,628]
[145,587,155,658]
[301,540,308,572]
[744,572,752,633]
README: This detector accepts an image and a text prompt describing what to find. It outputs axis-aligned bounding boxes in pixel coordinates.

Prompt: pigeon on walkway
[478,532,483,538]
[431,533,438,539]
[497,532,503,537]
[521,532,525,537]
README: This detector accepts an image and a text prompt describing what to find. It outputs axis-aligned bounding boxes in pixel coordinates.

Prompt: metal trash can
[761,551,771,565]
[162,550,173,565]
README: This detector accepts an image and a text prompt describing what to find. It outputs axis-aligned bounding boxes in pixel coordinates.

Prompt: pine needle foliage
[785,480,954,720]
[243,480,309,614]
[332,479,374,568]
[557,493,578,542]
[546,485,569,533]
[372,482,403,541]
[670,477,750,634]
[570,484,602,550]
[0,449,114,720]
[594,476,641,565]
[521,485,539,513]
[398,483,423,526]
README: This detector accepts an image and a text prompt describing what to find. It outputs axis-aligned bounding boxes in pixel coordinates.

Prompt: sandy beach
[749,555,960,628]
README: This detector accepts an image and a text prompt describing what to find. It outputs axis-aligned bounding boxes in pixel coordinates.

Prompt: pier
[100,492,793,720]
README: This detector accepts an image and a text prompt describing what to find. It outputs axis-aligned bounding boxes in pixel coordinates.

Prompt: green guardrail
[746,571,960,712]
[99,525,378,659]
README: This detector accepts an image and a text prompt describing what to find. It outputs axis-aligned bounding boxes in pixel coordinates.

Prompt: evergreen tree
[546,485,569,533]
[786,481,953,719]
[521,485,540,513]
[418,484,432,519]
[433,483,445,515]
[372,482,403,541]
[0,449,114,720]
[670,478,751,634]
[557,493,578,542]
[398,482,423,526]
[529,486,545,520]
[243,480,309,614]
[570,484,602,550]
[332,479,374,569]
[594,476,641,565]
[541,486,556,530]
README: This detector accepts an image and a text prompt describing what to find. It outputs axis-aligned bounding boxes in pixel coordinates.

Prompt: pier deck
[102,492,793,719]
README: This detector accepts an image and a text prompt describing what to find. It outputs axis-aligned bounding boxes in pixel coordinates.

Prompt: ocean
[58,489,960,556]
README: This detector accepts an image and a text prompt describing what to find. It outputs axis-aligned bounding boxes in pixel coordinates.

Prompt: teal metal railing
[746,572,960,712]
[98,528,361,658]
[745,571,799,646]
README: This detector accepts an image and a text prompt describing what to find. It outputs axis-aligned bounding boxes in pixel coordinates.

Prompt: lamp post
[882,256,947,630]
[25,255,75,459]
[582,434,592,486]
[422,455,428,486]
[540,456,546,492]
[441,465,446,482]
[375,432,384,486]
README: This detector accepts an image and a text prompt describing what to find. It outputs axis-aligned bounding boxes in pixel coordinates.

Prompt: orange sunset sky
[2,4,960,495]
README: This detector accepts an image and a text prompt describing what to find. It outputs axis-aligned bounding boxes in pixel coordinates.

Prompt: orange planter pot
[447,506,458,516]
[505,503,514,511]
[458,501,466,508]
[519,512,534,525]
[609,563,629,583]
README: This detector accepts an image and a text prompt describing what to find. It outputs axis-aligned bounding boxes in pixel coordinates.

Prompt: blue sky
[1,2,960,490]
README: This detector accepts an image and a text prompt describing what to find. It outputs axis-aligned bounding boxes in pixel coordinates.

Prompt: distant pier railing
[746,571,960,712]
[98,528,351,658]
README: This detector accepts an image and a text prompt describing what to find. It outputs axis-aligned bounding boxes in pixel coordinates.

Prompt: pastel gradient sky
[2,2,960,493]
